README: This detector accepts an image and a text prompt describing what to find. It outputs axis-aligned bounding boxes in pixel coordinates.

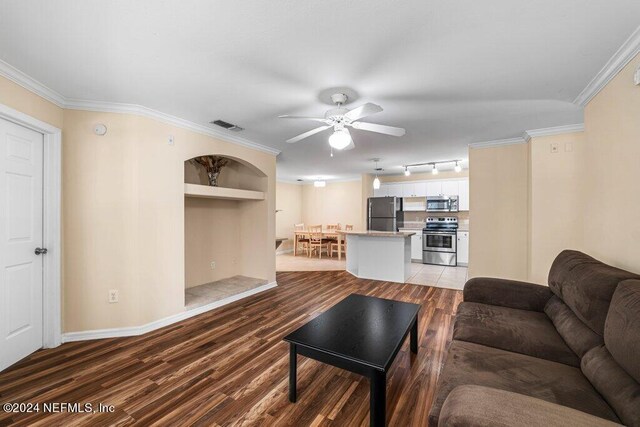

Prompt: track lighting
[403,159,464,174]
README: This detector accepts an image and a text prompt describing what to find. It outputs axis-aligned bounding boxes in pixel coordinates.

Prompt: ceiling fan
[279,93,405,150]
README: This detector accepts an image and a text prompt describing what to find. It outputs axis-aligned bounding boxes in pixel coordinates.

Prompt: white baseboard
[62,281,277,343]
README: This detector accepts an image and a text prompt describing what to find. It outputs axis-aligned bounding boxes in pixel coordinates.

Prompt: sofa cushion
[604,280,640,383]
[454,301,580,366]
[439,385,622,427]
[548,250,640,335]
[428,340,619,427]
[582,345,640,427]
[544,295,603,358]
[463,277,553,312]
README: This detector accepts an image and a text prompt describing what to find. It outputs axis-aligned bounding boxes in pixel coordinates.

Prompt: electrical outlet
[108,289,119,303]
[550,143,559,153]
[210,261,216,270]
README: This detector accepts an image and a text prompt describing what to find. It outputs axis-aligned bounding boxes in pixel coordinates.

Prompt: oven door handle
[423,231,457,235]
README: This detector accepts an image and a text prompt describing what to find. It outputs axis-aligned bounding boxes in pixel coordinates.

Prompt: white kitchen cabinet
[458,178,470,211]
[402,183,415,197]
[385,183,404,197]
[441,180,459,197]
[373,185,387,197]
[413,181,428,197]
[457,231,469,266]
[410,233,423,261]
[426,181,442,196]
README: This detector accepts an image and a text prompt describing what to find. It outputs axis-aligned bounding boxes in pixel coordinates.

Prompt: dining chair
[329,224,353,258]
[325,223,340,243]
[308,225,329,258]
[294,223,309,256]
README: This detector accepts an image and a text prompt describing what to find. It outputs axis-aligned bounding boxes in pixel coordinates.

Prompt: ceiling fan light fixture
[328,128,352,150]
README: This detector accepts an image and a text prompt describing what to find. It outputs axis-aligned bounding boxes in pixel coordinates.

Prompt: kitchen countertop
[337,230,416,237]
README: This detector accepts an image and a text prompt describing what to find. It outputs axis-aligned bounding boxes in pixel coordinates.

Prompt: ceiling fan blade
[279,115,330,124]
[286,125,332,143]
[351,121,406,137]
[344,103,383,121]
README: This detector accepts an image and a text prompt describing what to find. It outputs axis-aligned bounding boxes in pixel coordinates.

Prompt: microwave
[426,195,459,212]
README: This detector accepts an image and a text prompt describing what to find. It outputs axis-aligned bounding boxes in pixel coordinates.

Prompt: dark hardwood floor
[0,271,462,426]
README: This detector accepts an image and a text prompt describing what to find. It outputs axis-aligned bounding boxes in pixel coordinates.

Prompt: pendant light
[431,163,439,175]
[373,159,381,190]
[404,166,411,176]
[454,161,462,173]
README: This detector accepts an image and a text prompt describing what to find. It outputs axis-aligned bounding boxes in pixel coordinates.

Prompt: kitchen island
[338,230,415,283]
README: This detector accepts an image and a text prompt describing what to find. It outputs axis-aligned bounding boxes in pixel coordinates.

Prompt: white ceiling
[1,1,638,180]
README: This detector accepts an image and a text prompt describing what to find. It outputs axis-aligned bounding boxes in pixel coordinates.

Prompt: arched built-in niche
[183,154,271,310]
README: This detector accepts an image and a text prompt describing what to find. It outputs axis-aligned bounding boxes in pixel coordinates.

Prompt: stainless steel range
[422,217,458,266]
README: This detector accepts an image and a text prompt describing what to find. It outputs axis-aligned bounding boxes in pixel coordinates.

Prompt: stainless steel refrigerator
[367,197,404,231]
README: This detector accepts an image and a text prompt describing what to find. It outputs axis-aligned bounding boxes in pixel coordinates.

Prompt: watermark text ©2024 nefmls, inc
[3,402,115,414]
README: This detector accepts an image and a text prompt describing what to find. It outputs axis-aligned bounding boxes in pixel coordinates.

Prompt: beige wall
[302,180,364,230]
[184,198,242,288]
[0,76,64,128]
[582,53,640,273]
[0,74,277,334]
[528,132,586,283]
[470,54,640,282]
[275,182,303,252]
[62,109,276,332]
[469,143,529,281]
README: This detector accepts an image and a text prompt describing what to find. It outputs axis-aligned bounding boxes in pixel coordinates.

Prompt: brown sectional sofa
[428,250,640,427]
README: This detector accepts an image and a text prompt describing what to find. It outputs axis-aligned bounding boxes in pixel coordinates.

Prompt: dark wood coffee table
[283,294,421,427]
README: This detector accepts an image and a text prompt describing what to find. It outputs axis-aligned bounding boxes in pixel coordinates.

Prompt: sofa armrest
[463,277,553,312]
[439,385,621,427]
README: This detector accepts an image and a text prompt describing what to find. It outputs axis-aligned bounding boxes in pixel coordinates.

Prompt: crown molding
[65,99,281,156]
[0,59,280,156]
[573,25,640,107]
[0,59,66,107]
[523,123,585,142]
[468,137,526,149]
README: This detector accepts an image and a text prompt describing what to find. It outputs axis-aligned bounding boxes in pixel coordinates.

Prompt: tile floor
[276,252,468,290]
[185,275,268,310]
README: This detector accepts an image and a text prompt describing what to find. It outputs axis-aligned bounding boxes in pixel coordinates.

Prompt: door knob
[35,247,48,255]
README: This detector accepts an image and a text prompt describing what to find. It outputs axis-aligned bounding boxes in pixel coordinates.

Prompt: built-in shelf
[184,183,265,201]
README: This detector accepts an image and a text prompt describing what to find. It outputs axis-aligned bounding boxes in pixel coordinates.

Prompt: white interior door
[0,117,44,371]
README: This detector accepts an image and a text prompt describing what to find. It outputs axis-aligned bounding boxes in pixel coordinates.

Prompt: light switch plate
[634,66,640,86]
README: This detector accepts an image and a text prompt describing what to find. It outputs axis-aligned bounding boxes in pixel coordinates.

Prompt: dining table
[293,229,344,260]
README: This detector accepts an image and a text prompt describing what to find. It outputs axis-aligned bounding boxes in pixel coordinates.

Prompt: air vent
[210,120,244,131]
